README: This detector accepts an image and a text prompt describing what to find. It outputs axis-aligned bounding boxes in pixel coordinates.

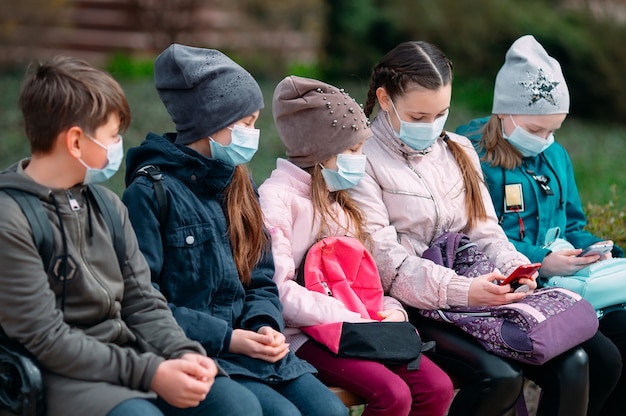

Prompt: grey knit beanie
[492,35,569,115]
[154,44,264,145]
[272,76,371,168]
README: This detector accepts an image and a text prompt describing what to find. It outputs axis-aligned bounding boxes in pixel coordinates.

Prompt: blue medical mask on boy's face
[390,100,448,151]
[209,124,260,166]
[321,154,367,192]
[502,115,555,158]
[79,135,124,184]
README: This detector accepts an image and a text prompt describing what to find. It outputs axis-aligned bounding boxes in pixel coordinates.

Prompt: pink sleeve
[259,186,363,327]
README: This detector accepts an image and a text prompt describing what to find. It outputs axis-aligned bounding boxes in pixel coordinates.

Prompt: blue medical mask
[209,124,260,166]
[321,154,367,192]
[390,100,448,151]
[79,135,124,184]
[502,116,554,158]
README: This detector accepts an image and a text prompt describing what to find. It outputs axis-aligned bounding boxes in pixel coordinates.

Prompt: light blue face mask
[209,124,260,166]
[321,154,367,192]
[502,115,554,158]
[79,135,124,184]
[390,100,448,151]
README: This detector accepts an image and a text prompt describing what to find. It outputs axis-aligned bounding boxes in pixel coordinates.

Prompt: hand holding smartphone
[577,241,613,257]
[500,263,541,292]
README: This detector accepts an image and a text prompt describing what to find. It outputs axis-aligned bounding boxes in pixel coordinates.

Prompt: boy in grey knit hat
[457,34,626,415]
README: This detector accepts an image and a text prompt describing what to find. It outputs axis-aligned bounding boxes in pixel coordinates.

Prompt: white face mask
[78,135,124,184]
[209,124,260,166]
[390,100,448,150]
[320,154,367,192]
[502,116,554,157]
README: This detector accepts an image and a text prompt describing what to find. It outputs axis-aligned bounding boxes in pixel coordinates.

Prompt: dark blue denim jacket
[123,132,314,381]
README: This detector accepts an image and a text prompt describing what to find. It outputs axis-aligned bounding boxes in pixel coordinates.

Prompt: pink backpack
[296,236,429,369]
[297,236,383,319]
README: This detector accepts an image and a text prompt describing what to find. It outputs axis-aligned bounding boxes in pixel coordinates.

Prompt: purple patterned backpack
[422,232,496,277]
[420,232,599,364]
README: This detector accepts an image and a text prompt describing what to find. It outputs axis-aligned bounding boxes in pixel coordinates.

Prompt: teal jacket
[456,117,623,263]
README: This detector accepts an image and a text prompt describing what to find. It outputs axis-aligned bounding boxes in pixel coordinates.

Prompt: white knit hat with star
[492,35,569,115]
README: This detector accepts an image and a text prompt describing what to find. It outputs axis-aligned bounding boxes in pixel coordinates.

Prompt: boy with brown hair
[0,56,262,416]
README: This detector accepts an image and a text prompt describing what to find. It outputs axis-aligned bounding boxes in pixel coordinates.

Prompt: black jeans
[594,308,626,416]
[410,311,618,416]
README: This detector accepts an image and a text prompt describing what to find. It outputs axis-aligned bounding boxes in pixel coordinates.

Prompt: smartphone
[577,241,613,257]
[500,263,542,286]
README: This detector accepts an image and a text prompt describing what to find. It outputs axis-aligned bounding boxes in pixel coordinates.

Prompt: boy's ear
[65,126,84,158]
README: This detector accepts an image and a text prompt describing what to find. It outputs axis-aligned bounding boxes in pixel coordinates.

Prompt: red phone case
[500,263,541,286]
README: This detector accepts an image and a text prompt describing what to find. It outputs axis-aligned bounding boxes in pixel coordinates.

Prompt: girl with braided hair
[350,40,618,416]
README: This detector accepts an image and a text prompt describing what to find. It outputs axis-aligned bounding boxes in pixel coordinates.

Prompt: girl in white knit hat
[457,34,625,416]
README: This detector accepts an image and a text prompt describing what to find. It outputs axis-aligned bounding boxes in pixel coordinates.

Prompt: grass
[2,73,626,243]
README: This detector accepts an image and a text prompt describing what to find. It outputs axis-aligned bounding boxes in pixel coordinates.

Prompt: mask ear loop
[384,102,399,134]
[501,118,509,139]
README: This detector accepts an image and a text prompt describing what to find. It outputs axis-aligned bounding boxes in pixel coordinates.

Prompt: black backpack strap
[133,165,168,227]
[2,189,54,271]
[87,185,126,271]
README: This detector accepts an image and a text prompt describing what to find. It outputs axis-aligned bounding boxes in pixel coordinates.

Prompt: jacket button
[190,174,197,181]
[185,235,195,245]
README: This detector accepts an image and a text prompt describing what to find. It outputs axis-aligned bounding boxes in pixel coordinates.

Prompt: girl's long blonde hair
[307,165,369,245]
[477,115,525,170]
[224,165,268,286]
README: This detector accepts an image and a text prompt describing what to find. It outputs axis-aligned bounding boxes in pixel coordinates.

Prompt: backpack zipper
[321,281,333,297]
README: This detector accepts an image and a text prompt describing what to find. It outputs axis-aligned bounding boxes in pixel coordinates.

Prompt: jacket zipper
[66,189,81,211]
[67,189,113,315]
[405,161,442,245]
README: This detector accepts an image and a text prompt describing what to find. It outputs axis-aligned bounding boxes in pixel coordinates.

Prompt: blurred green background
[1,0,625,244]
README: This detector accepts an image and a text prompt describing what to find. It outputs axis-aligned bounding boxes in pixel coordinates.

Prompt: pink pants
[296,340,454,416]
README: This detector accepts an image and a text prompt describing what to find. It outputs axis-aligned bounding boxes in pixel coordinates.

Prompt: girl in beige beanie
[259,75,454,416]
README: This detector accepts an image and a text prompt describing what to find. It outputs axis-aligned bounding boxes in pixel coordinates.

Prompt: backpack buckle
[137,165,162,181]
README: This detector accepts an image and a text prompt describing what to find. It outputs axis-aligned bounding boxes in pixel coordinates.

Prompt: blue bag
[542,228,626,318]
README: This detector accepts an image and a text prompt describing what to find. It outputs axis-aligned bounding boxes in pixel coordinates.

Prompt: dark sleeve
[239,178,285,331]
[114,191,206,359]
[122,179,166,284]
[240,238,285,333]
[122,179,234,355]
